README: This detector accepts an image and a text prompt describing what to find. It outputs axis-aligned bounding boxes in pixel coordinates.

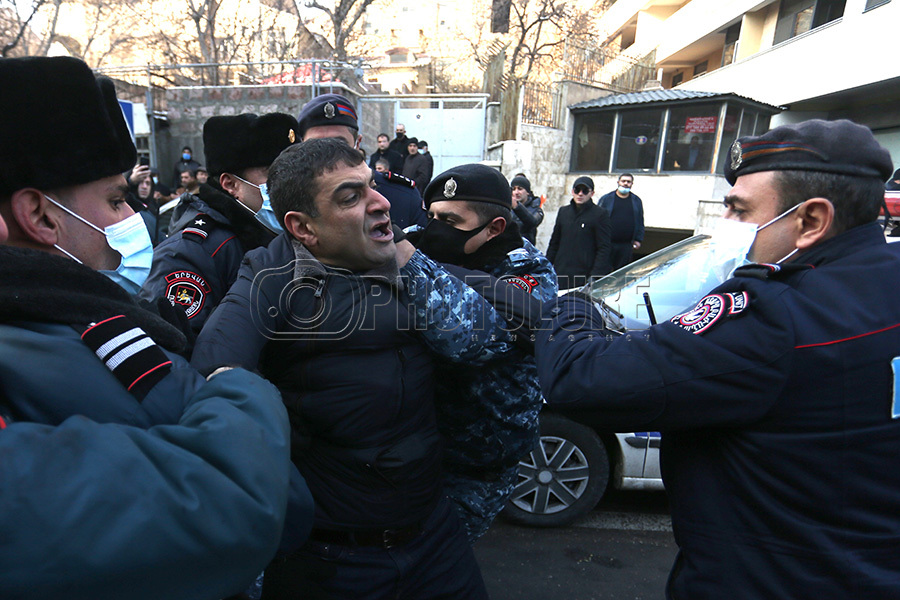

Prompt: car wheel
[504,413,609,527]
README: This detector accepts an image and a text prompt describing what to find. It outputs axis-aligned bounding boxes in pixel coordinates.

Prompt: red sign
[685,116,717,133]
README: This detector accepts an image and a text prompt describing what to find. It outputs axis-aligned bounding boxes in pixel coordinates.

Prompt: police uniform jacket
[140,182,275,333]
[0,246,309,599]
[428,227,558,541]
[537,222,900,599]
[374,170,427,230]
[192,234,518,532]
[546,198,612,283]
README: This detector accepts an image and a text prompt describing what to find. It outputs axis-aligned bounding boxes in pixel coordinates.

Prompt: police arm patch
[726,291,749,315]
[164,271,211,319]
[499,274,539,294]
[670,294,727,335]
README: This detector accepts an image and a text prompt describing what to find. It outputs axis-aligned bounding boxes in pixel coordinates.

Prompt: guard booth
[359,95,489,175]
[566,89,781,255]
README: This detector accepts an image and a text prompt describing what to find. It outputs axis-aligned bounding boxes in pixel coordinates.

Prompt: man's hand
[129,164,151,186]
[395,239,416,267]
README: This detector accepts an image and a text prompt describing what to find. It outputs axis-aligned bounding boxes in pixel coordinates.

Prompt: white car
[505,235,719,527]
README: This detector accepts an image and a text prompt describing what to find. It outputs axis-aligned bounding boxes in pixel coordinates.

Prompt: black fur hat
[0,56,136,195]
[203,113,299,177]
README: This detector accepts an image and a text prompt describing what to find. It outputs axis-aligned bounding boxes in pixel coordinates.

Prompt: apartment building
[549,0,899,252]
[594,0,900,158]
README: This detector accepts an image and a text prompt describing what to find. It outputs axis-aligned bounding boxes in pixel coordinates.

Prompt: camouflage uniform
[417,231,558,541]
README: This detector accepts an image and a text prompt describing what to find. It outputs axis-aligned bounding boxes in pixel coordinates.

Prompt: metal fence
[521,82,563,128]
[96,59,360,117]
[561,41,656,94]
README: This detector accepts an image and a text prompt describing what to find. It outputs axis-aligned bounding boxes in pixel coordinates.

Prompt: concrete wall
[162,84,358,185]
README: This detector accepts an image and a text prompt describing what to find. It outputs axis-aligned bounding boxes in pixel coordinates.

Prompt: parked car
[505,235,720,527]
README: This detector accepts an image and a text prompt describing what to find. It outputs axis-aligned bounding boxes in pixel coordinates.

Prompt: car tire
[504,413,610,527]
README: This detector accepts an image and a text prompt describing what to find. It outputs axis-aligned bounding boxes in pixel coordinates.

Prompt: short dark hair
[774,170,885,234]
[375,158,390,169]
[618,173,634,180]
[181,168,198,179]
[377,133,389,141]
[268,138,364,220]
[182,146,192,153]
[468,200,512,226]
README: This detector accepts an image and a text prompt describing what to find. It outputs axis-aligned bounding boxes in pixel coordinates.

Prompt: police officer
[535,119,900,598]
[410,164,557,541]
[296,93,427,229]
[140,112,299,333]
[0,56,308,598]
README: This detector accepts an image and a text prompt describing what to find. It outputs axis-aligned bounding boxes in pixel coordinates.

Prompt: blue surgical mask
[617,186,631,195]
[182,152,191,161]
[233,175,283,234]
[45,195,153,294]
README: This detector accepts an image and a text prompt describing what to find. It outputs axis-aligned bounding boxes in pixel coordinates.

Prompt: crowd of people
[4,54,900,600]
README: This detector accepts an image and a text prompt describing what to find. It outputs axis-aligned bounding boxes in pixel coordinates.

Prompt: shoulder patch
[164,271,211,319]
[382,171,416,189]
[81,315,172,401]
[670,294,732,335]
[180,214,216,242]
[499,274,539,294]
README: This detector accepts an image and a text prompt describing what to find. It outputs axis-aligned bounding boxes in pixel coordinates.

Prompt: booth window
[614,108,663,171]
[664,106,718,172]
[571,112,615,172]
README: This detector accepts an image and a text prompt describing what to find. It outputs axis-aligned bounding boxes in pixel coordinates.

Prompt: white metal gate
[361,95,488,175]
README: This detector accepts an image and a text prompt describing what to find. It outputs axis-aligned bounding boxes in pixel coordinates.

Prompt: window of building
[721,23,741,67]
[570,101,775,175]
[693,61,708,77]
[774,0,845,44]
[571,112,615,172]
[664,106,718,172]
[614,109,664,171]
[865,0,891,10]
[671,71,684,87]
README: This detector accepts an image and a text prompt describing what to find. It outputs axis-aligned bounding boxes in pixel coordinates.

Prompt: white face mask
[707,202,803,282]
[45,195,153,294]
[232,175,283,234]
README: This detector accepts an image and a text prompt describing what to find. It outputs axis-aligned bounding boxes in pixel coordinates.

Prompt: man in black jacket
[369,133,404,173]
[546,175,612,290]
[402,137,431,195]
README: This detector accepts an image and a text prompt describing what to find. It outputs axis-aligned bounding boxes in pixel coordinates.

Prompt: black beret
[424,164,511,209]
[573,176,594,190]
[417,139,428,148]
[510,175,531,194]
[0,56,136,195]
[203,113,298,176]
[406,137,419,146]
[297,93,358,138]
[725,119,893,185]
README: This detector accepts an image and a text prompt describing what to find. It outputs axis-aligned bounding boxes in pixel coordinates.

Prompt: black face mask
[415,218,489,265]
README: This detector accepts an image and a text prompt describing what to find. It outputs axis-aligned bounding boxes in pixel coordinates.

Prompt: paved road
[474,490,677,599]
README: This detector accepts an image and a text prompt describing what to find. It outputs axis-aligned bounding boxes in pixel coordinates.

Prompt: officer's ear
[219,173,240,198]
[7,188,61,247]
[284,210,317,248]
[795,197,835,250]
[484,216,506,242]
